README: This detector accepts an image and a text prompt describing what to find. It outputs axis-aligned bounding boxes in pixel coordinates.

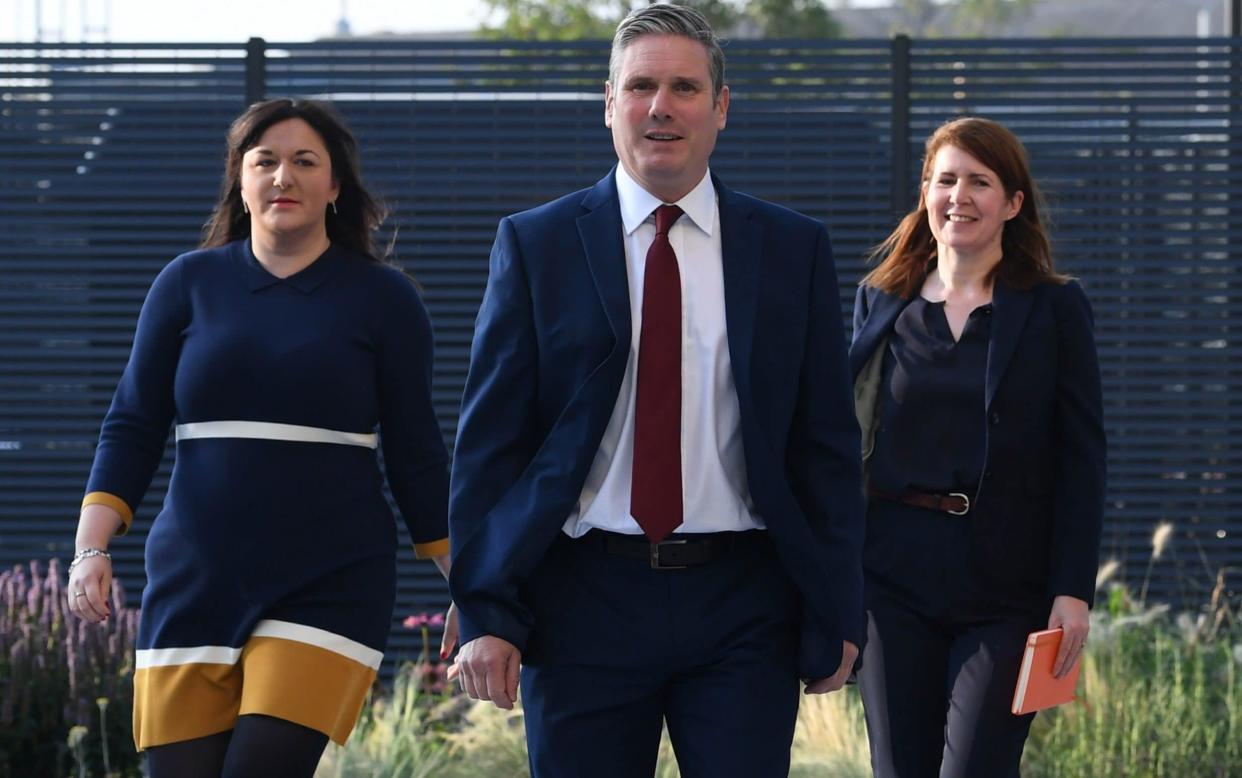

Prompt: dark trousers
[858,591,1040,778]
[858,501,1044,778]
[520,531,801,778]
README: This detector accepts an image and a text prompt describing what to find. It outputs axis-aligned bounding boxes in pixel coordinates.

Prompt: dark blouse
[869,296,992,495]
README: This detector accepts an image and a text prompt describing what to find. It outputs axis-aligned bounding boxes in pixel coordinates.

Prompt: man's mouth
[645,132,683,142]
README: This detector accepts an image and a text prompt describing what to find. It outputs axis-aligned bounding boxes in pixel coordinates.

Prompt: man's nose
[648,86,673,118]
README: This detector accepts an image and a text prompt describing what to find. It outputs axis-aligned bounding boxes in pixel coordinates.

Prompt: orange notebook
[1010,628,1081,715]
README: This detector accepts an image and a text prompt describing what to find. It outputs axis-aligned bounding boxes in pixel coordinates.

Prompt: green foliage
[747,0,840,38]
[479,0,630,40]
[316,662,461,778]
[0,560,141,778]
[892,0,1038,38]
[479,0,842,41]
[1022,589,1242,777]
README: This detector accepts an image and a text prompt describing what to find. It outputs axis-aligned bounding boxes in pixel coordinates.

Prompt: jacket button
[989,412,1000,425]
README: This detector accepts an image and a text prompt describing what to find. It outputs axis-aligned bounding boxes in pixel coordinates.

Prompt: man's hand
[455,635,521,709]
[1048,594,1089,679]
[804,640,859,694]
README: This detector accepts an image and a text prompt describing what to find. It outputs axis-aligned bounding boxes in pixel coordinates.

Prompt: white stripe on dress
[134,621,383,670]
[136,645,242,669]
[175,421,377,449]
[250,619,384,669]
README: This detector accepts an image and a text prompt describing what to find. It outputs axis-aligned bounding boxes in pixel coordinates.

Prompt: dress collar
[239,239,344,294]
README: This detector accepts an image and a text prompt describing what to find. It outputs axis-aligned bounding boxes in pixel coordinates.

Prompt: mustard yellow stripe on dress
[239,636,378,745]
[132,663,242,749]
[81,491,133,535]
[413,537,450,559]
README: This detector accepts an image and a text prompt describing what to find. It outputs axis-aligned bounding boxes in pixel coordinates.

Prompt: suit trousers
[857,501,1044,778]
[520,531,801,778]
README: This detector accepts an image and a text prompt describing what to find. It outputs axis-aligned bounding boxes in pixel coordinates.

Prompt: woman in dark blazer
[851,117,1105,778]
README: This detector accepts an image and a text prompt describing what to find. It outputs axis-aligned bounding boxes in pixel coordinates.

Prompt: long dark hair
[200,98,387,261]
[864,116,1064,297]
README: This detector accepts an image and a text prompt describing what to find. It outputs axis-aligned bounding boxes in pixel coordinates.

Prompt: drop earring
[242,200,249,215]
[330,200,338,216]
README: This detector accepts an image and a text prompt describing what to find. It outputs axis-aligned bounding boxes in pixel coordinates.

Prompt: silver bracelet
[68,547,111,575]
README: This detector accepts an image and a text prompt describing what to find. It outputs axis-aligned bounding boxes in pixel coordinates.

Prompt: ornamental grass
[0,559,140,777]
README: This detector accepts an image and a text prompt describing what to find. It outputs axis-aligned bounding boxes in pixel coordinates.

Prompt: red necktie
[631,204,684,543]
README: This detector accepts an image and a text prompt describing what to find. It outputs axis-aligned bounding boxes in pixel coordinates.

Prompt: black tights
[146,714,329,778]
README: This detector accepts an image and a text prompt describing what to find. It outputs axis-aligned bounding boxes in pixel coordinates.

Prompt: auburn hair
[864,116,1064,297]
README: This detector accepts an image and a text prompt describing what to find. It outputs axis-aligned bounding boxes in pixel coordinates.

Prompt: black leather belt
[579,529,761,570]
[869,488,970,515]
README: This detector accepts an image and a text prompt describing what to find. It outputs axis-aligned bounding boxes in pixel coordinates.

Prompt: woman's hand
[440,601,459,661]
[1047,594,1089,678]
[430,552,460,673]
[68,504,123,623]
[68,554,112,623]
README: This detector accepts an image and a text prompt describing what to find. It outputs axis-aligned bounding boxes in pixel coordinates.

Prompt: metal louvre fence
[1,37,1238,665]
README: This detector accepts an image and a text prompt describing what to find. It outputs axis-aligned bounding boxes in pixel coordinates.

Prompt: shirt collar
[239,239,343,294]
[614,164,716,238]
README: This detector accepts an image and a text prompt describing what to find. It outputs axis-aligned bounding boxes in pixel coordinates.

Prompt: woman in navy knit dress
[66,99,456,777]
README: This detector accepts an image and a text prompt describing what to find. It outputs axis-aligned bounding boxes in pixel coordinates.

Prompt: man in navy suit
[448,5,865,777]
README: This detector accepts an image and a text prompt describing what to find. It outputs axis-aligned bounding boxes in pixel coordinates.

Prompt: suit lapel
[715,176,763,399]
[985,281,1033,410]
[576,172,632,352]
[849,289,907,378]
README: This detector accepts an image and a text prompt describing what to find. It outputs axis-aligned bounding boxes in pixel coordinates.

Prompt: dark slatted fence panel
[1,37,1238,673]
[0,41,247,603]
[907,37,1242,609]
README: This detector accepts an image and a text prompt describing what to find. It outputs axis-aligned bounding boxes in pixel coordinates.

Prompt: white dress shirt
[562,165,762,538]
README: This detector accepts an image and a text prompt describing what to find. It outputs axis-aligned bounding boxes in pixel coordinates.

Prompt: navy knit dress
[82,239,449,749]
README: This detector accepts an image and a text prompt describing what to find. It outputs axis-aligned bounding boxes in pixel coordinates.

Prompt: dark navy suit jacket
[850,279,1106,609]
[448,170,866,680]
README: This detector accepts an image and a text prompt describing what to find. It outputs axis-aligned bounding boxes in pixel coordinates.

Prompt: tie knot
[654,204,683,236]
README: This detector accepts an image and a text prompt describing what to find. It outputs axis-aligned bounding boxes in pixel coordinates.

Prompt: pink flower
[428,612,445,628]
[403,614,428,629]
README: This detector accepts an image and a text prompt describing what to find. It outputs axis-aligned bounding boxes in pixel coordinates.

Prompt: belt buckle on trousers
[869,488,971,515]
[945,492,970,515]
[650,538,690,570]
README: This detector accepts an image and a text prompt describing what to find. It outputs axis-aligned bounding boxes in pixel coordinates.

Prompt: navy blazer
[449,170,866,680]
[850,279,1106,608]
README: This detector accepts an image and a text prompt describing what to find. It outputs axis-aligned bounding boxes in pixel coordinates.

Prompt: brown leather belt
[869,488,970,516]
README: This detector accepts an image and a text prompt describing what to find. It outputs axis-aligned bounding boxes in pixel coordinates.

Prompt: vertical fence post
[890,34,912,219]
[245,37,267,106]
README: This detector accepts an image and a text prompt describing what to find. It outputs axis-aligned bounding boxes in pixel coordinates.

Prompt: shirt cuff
[81,492,133,535]
[413,537,450,559]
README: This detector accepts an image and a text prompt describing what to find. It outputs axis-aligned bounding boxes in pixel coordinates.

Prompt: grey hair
[608,3,726,102]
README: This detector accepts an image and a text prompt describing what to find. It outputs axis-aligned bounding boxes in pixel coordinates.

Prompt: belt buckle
[650,539,689,570]
[947,492,970,516]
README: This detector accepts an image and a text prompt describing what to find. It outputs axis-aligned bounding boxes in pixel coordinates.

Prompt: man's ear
[604,82,614,129]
